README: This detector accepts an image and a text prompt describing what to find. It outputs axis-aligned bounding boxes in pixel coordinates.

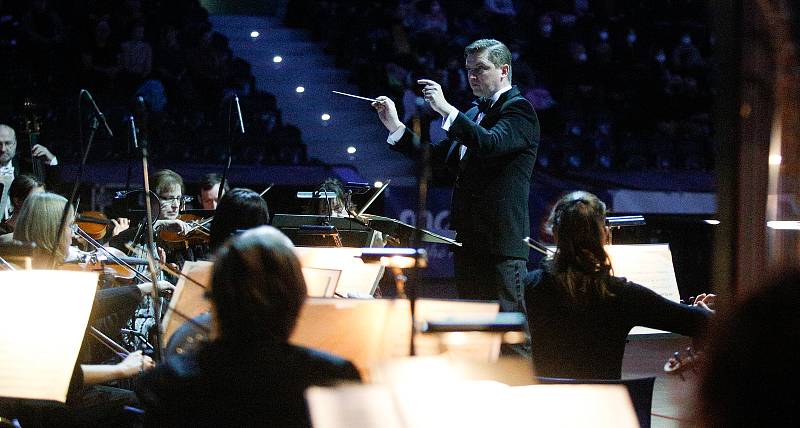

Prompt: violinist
[197,172,229,210]
[208,187,270,250]
[151,169,192,235]
[110,169,201,265]
[0,123,58,221]
[8,191,172,427]
[136,226,361,427]
[0,174,43,237]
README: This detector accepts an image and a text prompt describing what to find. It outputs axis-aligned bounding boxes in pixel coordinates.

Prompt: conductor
[372,39,540,316]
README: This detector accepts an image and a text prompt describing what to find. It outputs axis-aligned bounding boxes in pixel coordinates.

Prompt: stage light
[767,221,800,230]
[250,31,260,38]
[704,219,720,225]
[374,181,384,188]
[347,146,356,154]
[321,113,331,121]
[358,248,428,269]
[272,55,283,63]
[296,86,305,93]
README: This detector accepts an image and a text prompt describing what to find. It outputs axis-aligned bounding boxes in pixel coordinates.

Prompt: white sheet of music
[0,270,98,402]
[605,243,681,335]
[308,381,637,428]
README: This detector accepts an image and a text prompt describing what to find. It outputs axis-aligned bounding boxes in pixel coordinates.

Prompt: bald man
[1,124,58,220]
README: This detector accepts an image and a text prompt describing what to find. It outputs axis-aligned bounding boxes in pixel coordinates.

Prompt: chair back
[536,376,656,428]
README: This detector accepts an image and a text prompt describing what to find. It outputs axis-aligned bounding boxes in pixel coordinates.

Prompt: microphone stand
[218,94,244,203]
[124,114,139,216]
[133,105,165,363]
[409,113,431,356]
[52,90,111,268]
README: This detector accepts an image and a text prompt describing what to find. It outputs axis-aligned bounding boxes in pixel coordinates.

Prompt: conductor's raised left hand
[418,79,454,118]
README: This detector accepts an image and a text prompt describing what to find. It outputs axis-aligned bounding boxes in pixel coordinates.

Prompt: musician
[197,172,228,210]
[0,123,58,220]
[524,191,715,379]
[314,177,350,217]
[151,169,191,234]
[0,174,43,236]
[111,169,197,264]
[208,187,269,250]
[136,226,361,427]
[372,39,539,318]
[5,191,172,427]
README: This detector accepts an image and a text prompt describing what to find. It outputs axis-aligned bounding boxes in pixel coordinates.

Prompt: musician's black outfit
[525,269,712,379]
[136,338,361,427]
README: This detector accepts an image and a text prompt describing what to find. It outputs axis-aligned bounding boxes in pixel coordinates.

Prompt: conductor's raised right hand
[371,96,403,134]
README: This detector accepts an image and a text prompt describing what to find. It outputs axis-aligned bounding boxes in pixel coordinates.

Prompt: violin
[69,225,155,285]
[75,211,114,241]
[158,213,212,248]
[62,247,142,285]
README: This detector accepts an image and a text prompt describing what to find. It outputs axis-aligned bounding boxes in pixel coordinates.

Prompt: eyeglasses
[159,195,193,206]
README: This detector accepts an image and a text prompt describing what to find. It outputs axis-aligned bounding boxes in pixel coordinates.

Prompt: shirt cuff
[386,124,406,145]
[49,157,58,166]
[441,107,459,131]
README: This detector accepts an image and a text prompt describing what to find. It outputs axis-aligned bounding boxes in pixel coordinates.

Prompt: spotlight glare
[250,31,260,38]
[767,221,800,230]
[321,113,331,121]
[769,154,782,165]
[272,55,283,63]
[295,86,305,93]
[374,181,384,188]
[346,146,357,154]
[704,219,720,225]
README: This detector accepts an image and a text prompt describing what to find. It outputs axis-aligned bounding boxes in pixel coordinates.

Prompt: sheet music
[302,267,342,297]
[605,243,681,335]
[308,381,637,428]
[0,271,98,402]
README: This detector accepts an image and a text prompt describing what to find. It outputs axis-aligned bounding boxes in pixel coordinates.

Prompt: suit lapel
[457,87,520,171]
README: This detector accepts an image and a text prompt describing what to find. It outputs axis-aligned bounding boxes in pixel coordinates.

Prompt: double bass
[22,98,46,184]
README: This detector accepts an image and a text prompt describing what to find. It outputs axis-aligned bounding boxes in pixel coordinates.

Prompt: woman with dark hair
[136,226,361,427]
[0,174,44,234]
[314,177,350,217]
[208,187,270,250]
[525,191,715,379]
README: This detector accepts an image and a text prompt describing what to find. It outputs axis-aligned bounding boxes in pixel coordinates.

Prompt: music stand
[272,214,379,247]
[359,214,461,247]
[0,270,98,403]
[0,241,36,270]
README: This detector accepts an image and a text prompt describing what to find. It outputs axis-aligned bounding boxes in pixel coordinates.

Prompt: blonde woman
[8,191,170,426]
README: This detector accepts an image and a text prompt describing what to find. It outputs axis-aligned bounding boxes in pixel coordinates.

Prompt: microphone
[82,89,113,137]
[134,96,149,149]
[234,94,245,134]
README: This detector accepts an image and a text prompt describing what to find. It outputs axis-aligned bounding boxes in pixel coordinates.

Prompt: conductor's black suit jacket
[391,86,539,259]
